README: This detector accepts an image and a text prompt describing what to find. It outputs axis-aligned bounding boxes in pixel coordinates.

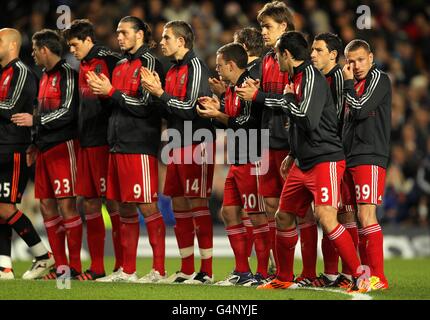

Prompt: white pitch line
[301,287,373,300]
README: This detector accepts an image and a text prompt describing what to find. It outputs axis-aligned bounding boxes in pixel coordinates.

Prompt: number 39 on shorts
[355,184,370,201]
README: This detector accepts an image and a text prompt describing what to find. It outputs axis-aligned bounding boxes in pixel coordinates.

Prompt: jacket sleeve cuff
[344,79,355,90]
[159,92,171,104]
[284,93,295,104]
[254,90,266,104]
[110,90,124,103]
[33,115,41,126]
[108,87,116,97]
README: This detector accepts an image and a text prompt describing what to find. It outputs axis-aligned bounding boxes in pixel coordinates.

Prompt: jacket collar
[83,44,103,62]
[1,58,20,70]
[292,60,311,75]
[356,64,377,83]
[236,69,250,87]
[247,57,261,70]
[325,64,341,77]
[171,49,196,66]
[124,44,149,61]
[44,59,64,74]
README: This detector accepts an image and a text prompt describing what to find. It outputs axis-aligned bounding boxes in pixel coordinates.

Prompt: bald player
[0,28,54,280]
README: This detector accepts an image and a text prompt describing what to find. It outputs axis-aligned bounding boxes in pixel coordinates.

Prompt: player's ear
[228,60,235,71]
[280,22,287,33]
[368,52,374,64]
[330,50,338,61]
[177,36,185,48]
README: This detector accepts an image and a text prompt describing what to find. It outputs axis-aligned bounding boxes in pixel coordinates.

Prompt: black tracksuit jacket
[33,60,79,151]
[342,65,391,168]
[0,59,37,153]
[107,45,164,155]
[78,45,120,147]
[255,61,344,171]
[158,50,214,148]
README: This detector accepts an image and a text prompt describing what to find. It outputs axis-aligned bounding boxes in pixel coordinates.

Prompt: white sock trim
[179,246,194,258]
[199,248,213,259]
[0,255,12,269]
[30,242,48,258]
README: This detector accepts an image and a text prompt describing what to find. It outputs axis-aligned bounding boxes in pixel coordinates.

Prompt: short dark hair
[63,19,96,42]
[119,16,156,48]
[344,39,372,56]
[32,29,62,56]
[314,32,343,62]
[234,27,264,57]
[257,1,295,31]
[164,20,194,50]
[277,31,309,61]
[217,43,248,69]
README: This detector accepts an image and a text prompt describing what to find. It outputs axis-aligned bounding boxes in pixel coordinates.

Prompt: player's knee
[106,199,119,213]
[221,206,241,225]
[248,212,268,226]
[190,197,208,209]
[172,197,191,211]
[338,210,357,224]
[357,204,378,227]
[83,198,102,214]
[138,202,158,217]
[40,199,58,218]
[315,206,337,229]
[275,210,295,229]
[264,198,279,215]
[119,203,138,216]
[0,203,17,219]
[58,198,78,218]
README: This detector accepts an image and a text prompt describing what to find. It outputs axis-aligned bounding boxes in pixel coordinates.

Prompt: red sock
[144,212,166,276]
[85,212,105,274]
[226,223,250,273]
[363,224,386,281]
[327,224,361,277]
[268,218,278,266]
[253,223,270,277]
[321,233,339,275]
[341,222,358,275]
[298,222,318,279]
[275,227,298,282]
[120,215,139,274]
[174,210,195,275]
[63,216,83,273]
[43,215,67,268]
[358,228,369,267]
[242,216,254,258]
[109,211,122,271]
[192,207,213,276]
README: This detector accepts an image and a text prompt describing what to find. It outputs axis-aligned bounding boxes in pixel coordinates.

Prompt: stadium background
[1,0,430,259]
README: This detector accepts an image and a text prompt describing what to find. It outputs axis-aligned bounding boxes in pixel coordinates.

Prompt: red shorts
[35,140,79,199]
[258,148,289,198]
[341,165,386,206]
[279,160,345,217]
[76,145,109,198]
[106,153,158,203]
[164,142,214,198]
[223,162,265,213]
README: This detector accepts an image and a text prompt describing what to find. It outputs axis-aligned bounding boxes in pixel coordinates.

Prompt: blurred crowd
[1,0,430,228]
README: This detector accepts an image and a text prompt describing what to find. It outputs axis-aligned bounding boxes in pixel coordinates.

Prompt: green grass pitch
[2,257,430,300]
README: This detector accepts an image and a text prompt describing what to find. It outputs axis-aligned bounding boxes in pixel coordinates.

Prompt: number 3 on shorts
[321,187,329,203]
